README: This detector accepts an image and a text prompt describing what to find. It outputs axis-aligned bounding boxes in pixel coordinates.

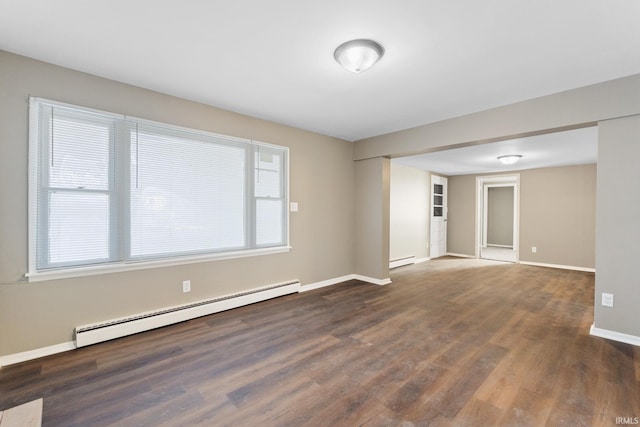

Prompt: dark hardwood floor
[1,257,638,426]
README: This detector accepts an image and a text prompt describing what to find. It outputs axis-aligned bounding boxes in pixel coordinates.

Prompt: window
[433,183,444,217]
[28,98,289,280]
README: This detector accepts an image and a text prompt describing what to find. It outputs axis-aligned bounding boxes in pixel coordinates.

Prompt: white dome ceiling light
[334,39,385,73]
[497,154,523,165]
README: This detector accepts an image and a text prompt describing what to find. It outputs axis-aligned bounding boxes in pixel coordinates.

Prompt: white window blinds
[34,103,117,269]
[254,147,285,246]
[29,98,288,275]
[129,123,251,258]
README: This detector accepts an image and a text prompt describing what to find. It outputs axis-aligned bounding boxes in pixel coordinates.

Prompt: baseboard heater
[389,256,416,269]
[75,280,300,348]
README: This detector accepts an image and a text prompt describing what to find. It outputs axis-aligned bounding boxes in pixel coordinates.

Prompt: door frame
[475,174,520,261]
[430,175,448,259]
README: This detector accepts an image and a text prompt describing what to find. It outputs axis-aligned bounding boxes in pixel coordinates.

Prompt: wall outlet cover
[601,292,614,307]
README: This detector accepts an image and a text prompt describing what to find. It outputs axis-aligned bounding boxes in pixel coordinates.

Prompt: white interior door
[430,175,448,259]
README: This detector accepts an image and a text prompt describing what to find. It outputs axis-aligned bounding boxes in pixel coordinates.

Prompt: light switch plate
[290,202,299,212]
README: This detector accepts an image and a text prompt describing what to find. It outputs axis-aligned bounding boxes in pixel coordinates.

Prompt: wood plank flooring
[1,257,638,426]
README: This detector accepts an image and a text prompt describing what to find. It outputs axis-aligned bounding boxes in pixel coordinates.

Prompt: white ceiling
[392,126,598,176]
[0,1,639,142]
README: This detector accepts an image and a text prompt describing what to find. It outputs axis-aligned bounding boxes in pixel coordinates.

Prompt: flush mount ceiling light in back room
[497,155,523,165]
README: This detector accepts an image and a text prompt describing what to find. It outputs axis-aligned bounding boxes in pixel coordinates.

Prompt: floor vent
[75,280,300,347]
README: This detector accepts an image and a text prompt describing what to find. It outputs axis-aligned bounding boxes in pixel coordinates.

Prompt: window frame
[35,105,119,269]
[27,98,290,282]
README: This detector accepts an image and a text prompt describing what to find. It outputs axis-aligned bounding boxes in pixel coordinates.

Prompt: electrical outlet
[602,292,614,307]
[182,280,191,293]
[531,246,537,253]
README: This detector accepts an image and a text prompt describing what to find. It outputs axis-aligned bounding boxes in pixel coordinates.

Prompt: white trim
[0,341,76,368]
[519,261,595,273]
[430,175,448,259]
[301,271,402,292]
[299,275,356,292]
[476,174,520,262]
[590,324,640,347]
[486,244,514,249]
[303,273,392,287]
[2,273,396,365]
[483,184,489,247]
[28,98,40,282]
[389,256,416,269]
[75,281,300,347]
[388,256,430,269]
[353,275,392,286]
[3,281,301,365]
[446,252,475,259]
[28,97,291,283]
[26,246,291,282]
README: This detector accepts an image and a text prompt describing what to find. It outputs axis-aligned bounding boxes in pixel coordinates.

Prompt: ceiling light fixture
[497,155,522,165]
[334,39,385,73]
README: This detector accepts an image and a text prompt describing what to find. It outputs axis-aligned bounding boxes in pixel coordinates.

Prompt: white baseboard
[446,253,475,259]
[3,274,394,366]
[299,275,356,292]
[519,261,595,273]
[353,275,392,286]
[0,341,76,368]
[389,256,415,269]
[590,324,640,347]
[75,281,300,348]
[389,256,430,269]
[301,273,392,290]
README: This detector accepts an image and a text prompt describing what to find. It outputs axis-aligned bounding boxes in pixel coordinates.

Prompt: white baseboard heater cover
[75,280,300,347]
[390,256,416,269]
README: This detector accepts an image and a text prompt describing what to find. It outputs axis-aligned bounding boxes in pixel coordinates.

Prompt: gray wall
[0,51,356,356]
[487,186,514,247]
[389,163,430,261]
[520,165,596,267]
[355,74,640,161]
[447,165,596,268]
[595,115,640,337]
[2,48,639,356]
[353,73,639,340]
[354,157,390,281]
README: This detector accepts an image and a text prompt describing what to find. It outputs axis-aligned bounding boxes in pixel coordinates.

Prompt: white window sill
[26,246,291,283]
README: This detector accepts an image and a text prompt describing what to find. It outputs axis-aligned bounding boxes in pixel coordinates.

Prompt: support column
[592,114,640,344]
[354,157,391,284]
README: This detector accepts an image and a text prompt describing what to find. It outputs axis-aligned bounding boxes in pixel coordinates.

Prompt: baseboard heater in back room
[389,256,416,269]
[75,280,300,347]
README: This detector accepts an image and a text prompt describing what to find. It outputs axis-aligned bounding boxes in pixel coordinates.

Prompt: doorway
[476,175,519,262]
[430,175,448,258]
